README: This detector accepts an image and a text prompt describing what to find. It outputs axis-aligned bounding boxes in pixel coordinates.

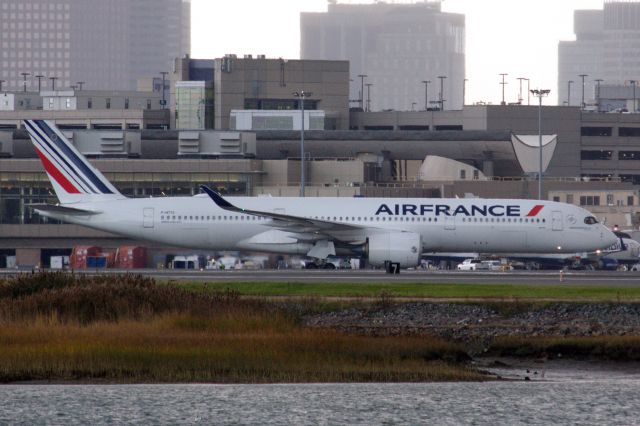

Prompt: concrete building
[0,89,168,130]
[0,0,190,92]
[558,1,640,107]
[597,84,640,112]
[171,56,350,131]
[3,104,640,266]
[301,1,465,111]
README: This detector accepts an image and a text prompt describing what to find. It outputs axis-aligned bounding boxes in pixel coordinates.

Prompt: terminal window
[581,127,612,137]
[619,127,640,137]
[581,150,613,160]
[580,196,600,206]
[619,151,640,160]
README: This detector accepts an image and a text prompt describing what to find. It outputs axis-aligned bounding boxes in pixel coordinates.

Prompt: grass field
[180,281,640,301]
[0,273,484,383]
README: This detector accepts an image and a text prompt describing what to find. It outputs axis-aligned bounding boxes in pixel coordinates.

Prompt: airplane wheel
[323,263,336,270]
[306,263,318,269]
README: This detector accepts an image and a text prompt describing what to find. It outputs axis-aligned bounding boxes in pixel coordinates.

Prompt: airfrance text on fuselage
[375,204,528,217]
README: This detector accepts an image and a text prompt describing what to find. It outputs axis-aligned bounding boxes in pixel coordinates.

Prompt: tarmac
[4,268,639,286]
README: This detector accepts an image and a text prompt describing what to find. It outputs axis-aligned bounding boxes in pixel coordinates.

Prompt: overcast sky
[191,0,605,105]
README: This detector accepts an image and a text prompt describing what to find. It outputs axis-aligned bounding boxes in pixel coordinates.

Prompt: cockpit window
[584,216,598,225]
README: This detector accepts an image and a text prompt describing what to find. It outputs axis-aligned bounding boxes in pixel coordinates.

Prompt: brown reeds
[0,273,482,383]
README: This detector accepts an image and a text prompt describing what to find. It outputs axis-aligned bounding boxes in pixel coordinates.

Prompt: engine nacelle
[367,232,422,268]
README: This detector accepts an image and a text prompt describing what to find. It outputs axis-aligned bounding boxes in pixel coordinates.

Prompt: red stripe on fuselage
[34,147,81,194]
[526,205,544,217]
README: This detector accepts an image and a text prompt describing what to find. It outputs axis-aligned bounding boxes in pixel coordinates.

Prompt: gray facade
[558,1,640,107]
[0,0,190,92]
[171,56,350,131]
[301,1,465,111]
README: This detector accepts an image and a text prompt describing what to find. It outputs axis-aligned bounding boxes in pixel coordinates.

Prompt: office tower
[559,1,640,107]
[301,1,465,111]
[0,0,190,92]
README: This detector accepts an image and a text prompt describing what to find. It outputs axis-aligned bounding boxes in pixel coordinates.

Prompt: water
[1,380,639,425]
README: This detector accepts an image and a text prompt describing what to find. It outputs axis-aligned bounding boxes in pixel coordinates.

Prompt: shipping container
[70,246,102,269]
[86,256,108,268]
[115,246,147,269]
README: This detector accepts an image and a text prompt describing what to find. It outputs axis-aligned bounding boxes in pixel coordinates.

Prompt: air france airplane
[24,119,618,272]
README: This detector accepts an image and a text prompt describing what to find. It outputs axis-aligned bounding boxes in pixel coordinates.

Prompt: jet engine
[367,232,422,268]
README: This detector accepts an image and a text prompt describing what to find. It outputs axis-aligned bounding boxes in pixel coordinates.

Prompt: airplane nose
[602,227,618,247]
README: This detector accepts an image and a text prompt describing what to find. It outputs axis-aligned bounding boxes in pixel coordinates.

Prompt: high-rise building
[0,0,190,92]
[301,1,465,111]
[558,1,640,108]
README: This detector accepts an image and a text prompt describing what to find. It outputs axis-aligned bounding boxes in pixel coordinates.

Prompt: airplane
[23,119,619,273]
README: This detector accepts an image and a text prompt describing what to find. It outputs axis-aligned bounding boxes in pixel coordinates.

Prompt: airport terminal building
[2,103,640,267]
[1,55,640,267]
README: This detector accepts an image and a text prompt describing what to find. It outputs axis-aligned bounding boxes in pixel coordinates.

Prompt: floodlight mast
[530,89,551,200]
[293,90,313,197]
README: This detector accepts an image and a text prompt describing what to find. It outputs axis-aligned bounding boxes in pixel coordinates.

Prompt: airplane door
[143,207,154,228]
[552,211,563,231]
[444,216,456,230]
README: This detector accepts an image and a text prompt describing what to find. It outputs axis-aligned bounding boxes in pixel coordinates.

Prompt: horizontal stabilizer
[27,204,100,216]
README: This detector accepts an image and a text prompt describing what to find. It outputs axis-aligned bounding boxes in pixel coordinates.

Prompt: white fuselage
[38,195,618,256]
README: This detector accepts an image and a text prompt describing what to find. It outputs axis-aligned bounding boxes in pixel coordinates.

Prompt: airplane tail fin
[24,120,124,204]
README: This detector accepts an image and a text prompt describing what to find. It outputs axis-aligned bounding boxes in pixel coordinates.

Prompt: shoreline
[5,358,640,385]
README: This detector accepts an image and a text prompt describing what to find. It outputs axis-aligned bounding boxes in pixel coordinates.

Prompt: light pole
[579,74,588,109]
[530,89,551,200]
[49,76,58,91]
[437,75,446,110]
[421,80,430,110]
[630,80,637,113]
[567,80,573,106]
[517,77,527,104]
[594,79,603,112]
[21,72,30,92]
[160,71,168,109]
[499,73,508,105]
[0,80,5,93]
[35,75,44,92]
[293,90,312,197]
[365,83,373,112]
[357,74,367,110]
[76,81,85,91]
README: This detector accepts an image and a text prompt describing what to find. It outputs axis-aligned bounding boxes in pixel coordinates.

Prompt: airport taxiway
[17,268,639,286]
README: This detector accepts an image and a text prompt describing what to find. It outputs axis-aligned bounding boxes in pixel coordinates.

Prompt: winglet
[200,185,239,210]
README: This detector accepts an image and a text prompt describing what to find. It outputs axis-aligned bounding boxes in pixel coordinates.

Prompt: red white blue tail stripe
[24,120,121,200]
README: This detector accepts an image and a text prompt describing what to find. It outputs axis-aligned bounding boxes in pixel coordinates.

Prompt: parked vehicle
[482,260,505,271]
[457,259,485,271]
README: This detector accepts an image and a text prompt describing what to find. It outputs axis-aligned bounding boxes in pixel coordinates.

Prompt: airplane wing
[27,204,101,216]
[200,185,366,239]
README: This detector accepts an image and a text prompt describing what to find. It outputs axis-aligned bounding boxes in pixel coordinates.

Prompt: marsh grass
[0,273,482,383]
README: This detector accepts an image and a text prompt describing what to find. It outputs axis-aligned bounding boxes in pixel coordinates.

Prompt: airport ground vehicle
[456,259,484,271]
